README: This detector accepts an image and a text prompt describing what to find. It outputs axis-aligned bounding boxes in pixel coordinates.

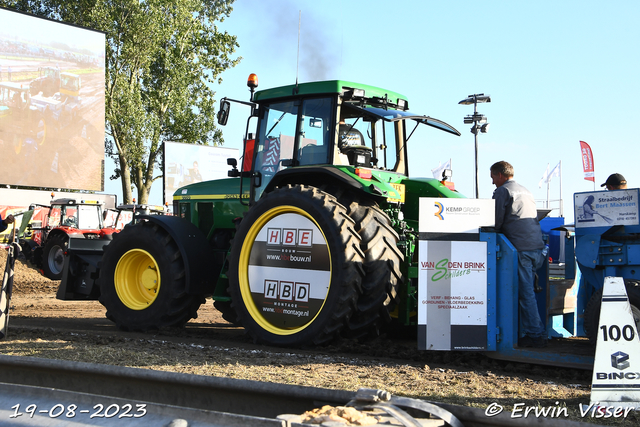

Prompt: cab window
[298,97,332,166]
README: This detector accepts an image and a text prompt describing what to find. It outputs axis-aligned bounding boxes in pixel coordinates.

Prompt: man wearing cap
[601,173,627,190]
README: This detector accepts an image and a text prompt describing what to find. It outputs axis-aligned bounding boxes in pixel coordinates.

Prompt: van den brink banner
[418,240,488,351]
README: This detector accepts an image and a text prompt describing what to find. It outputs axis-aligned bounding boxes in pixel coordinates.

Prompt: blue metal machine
[419,190,640,369]
[573,188,640,342]
[486,188,640,368]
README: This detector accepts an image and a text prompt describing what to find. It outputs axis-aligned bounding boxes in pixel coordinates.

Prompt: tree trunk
[118,154,134,204]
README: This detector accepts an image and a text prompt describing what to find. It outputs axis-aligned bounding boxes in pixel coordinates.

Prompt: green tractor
[96,75,464,345]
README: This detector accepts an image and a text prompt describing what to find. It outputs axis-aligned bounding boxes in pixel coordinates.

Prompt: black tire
[42,235,67,280]
[339,195,404,338]
[98,221,204,331]
[584,282,640,344]
[227,184,364,346]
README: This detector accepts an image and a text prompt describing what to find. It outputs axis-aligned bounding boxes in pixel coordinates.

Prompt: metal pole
[546,181,550,209]
[474,101,479,198]
[474,132,479,198]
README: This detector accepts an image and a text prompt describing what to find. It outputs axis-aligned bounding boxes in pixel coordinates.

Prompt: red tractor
[23,198,117,280]
[102,203,168,231]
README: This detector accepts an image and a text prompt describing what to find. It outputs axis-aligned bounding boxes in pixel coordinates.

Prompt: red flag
[580,141,595,182]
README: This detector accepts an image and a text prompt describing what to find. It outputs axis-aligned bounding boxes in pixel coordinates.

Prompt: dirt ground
[1,247,638,425]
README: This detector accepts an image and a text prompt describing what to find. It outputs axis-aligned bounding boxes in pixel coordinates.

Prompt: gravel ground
[1,247,638,425]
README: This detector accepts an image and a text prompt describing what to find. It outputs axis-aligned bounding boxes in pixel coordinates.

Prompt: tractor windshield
[252,96,333,201]
[45,68,57,78]
[349,105,460,136]
[336,103,460,173]
[77,205,102,229]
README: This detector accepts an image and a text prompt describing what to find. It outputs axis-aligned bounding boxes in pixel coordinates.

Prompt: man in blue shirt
[491,161,547,348]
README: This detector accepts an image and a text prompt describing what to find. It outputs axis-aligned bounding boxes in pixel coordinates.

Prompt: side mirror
[227,158,239,177]
[309,118,322,128]
[217,99,230,125]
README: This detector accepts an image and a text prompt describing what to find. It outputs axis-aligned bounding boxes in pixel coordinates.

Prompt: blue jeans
[518,250,546,338]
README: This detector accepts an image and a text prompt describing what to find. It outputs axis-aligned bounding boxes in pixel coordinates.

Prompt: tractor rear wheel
[42,235,67,280]
[320,185,404,338]
[227,184,364,346]
[584,282,640,344]
[340,196,403,338]
[98,221,204,331]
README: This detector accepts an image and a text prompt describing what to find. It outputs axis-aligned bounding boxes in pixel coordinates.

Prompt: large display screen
[163,141,239,205]
[0,8,105,191]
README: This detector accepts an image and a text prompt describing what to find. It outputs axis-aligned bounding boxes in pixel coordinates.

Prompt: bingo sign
[418,240,488,351]
[247,213,331,328]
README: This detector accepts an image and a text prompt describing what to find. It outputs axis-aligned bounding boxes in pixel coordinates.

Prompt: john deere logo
[611,351,630,370]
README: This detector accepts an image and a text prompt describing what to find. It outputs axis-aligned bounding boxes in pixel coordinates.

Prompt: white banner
[164,142,239,206]
[575,189,639,228]
[419,198,495,234]
[418,240,488,351]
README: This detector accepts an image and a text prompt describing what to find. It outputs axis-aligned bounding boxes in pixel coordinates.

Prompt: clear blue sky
[109,0,640,220]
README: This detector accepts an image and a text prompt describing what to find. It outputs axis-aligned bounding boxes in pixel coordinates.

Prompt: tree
[0,0,240,204]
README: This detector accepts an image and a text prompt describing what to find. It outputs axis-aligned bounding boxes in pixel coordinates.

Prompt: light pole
[459,94,491,198]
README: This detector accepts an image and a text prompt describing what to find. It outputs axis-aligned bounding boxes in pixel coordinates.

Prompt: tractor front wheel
[98,221,204,331]
[42,235,67,280]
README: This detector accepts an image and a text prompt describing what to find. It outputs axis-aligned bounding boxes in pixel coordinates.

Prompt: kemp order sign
[418,240,488,351]
[247,213,330,328]
[419,198,495,234]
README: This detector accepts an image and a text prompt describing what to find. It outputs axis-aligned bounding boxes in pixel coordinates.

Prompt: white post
[559,160,563,217]
[546,181,550,209]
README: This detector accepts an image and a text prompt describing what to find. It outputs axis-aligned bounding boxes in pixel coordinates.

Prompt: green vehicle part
[98,75,464,346]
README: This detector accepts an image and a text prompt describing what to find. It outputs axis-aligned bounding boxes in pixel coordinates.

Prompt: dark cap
[601,173,627,187]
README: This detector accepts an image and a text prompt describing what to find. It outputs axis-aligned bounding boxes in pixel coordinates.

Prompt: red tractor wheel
[42,235,68,280]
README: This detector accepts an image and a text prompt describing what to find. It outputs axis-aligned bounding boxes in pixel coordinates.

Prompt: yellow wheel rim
[238,206,331,336]
[114,249,161,310]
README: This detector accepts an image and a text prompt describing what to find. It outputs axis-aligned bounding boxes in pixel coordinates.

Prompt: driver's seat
[339,126,372,167]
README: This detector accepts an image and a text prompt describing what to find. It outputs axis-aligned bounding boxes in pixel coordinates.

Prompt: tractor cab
[45,198,104,232]
[220,75,460,205]
[29,66,61,97]
[0,82,32,112]
[60,73,81,100]
[103,203,167,230]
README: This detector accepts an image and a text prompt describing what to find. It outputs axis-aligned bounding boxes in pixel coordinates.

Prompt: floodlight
[473,113,487,124]
[459,92,492,199]
[458,93,492,105]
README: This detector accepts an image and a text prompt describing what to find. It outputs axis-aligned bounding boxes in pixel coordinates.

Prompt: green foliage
[0,0,240,203]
